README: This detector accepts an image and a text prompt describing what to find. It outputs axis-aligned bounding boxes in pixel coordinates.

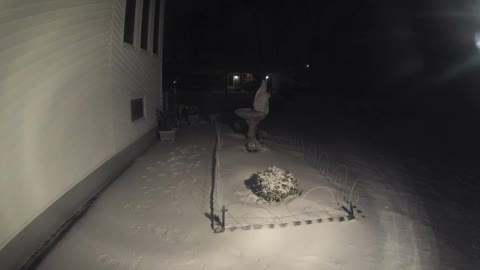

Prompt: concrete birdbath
[235,80,270,152]
[234,108,266,142]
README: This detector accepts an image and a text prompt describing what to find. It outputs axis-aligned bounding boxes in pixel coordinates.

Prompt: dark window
[123,0,136,44]
[131,98,145,121]
[140,0,151,50]
[153,0,161,54]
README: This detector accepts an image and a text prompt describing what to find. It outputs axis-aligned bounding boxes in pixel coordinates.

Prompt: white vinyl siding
[0,0,165,250]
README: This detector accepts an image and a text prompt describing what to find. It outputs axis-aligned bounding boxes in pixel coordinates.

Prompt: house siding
[110,0,163,152]
[0,0,164,265]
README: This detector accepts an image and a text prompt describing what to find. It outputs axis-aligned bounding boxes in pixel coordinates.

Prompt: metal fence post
[221,205,228,230]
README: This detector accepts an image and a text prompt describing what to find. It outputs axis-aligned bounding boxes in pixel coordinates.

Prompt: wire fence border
[211,124,362,233]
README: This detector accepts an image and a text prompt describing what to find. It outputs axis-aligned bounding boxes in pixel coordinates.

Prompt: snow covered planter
[245,140,265,152]
[250,166,300,202]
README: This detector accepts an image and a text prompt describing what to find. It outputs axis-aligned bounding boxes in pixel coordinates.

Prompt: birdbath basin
[234,108,266,141]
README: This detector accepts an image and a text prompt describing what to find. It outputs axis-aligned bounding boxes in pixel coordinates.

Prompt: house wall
[0,0,164,268]
[111,0,164,151]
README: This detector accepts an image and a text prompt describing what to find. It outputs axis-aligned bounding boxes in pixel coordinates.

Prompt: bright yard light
[475,33,480,49]
[233,75,239,80]
[265,75,269,80]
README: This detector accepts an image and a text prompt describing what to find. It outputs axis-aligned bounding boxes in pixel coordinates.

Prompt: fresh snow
[36,122,479,270]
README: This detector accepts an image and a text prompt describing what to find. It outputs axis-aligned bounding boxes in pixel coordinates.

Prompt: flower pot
[159,130,176,142]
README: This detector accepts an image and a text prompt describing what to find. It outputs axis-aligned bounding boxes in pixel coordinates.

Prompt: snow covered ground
[36,118,479,269]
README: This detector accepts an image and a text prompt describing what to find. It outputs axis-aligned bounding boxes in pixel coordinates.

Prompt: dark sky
[164,0,480,86]
[164,0,379,65]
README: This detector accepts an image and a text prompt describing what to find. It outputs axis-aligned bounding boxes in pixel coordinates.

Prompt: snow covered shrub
[245,140,265,152]
[251,166,299,202]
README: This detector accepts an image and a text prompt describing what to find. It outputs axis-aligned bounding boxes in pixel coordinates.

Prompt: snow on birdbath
[234,108,267,152]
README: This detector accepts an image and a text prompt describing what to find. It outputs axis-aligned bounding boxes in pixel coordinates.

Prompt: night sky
[163,0,480,92]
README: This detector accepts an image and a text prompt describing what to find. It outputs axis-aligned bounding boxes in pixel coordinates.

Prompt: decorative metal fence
[210,123,363,233]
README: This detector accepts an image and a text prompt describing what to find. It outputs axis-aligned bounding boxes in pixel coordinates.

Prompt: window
[153,0,161,54]
[140,0,151,50]
[123,0,136,44]
[131,97,145,121]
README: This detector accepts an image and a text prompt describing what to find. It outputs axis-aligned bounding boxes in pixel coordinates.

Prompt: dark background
[162,0,480,161]
[164,0,480,92]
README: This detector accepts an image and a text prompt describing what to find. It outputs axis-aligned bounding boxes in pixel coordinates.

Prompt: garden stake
[221,205,228,230]
[348,202,356,220]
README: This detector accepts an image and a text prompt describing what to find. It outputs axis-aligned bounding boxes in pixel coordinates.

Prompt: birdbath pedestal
[234,108,266,141]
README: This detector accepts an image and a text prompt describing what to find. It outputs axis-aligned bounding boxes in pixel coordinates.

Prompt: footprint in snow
[97,254,121,267]
[188,154,201,159]
[151,226,169,237]
[98,254,109,264]
[130,224,143,233]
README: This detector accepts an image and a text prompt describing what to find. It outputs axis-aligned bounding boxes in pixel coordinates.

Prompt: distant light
[233,75,239,80]
[306,64,310,68]
[173,80,176,84]
[475,33,480,49]
[265,76,269,80]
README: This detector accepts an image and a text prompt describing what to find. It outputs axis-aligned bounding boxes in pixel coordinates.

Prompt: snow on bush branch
[250,166,300,202]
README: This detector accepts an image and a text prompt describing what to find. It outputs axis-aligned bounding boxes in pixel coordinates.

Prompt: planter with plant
[186,105,200,125]
[157,109,176,142]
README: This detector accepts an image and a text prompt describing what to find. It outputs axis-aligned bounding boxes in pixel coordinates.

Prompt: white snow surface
[36,124,479,270]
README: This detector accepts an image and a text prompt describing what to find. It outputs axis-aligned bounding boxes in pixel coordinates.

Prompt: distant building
[227,73,257,91]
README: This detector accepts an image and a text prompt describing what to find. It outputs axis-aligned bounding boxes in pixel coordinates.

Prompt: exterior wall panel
[0,0,164,265]
[111,0,162,152]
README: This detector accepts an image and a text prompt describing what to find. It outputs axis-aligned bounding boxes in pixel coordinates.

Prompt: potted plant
[186,105,200,126]
[156,109,176,142]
